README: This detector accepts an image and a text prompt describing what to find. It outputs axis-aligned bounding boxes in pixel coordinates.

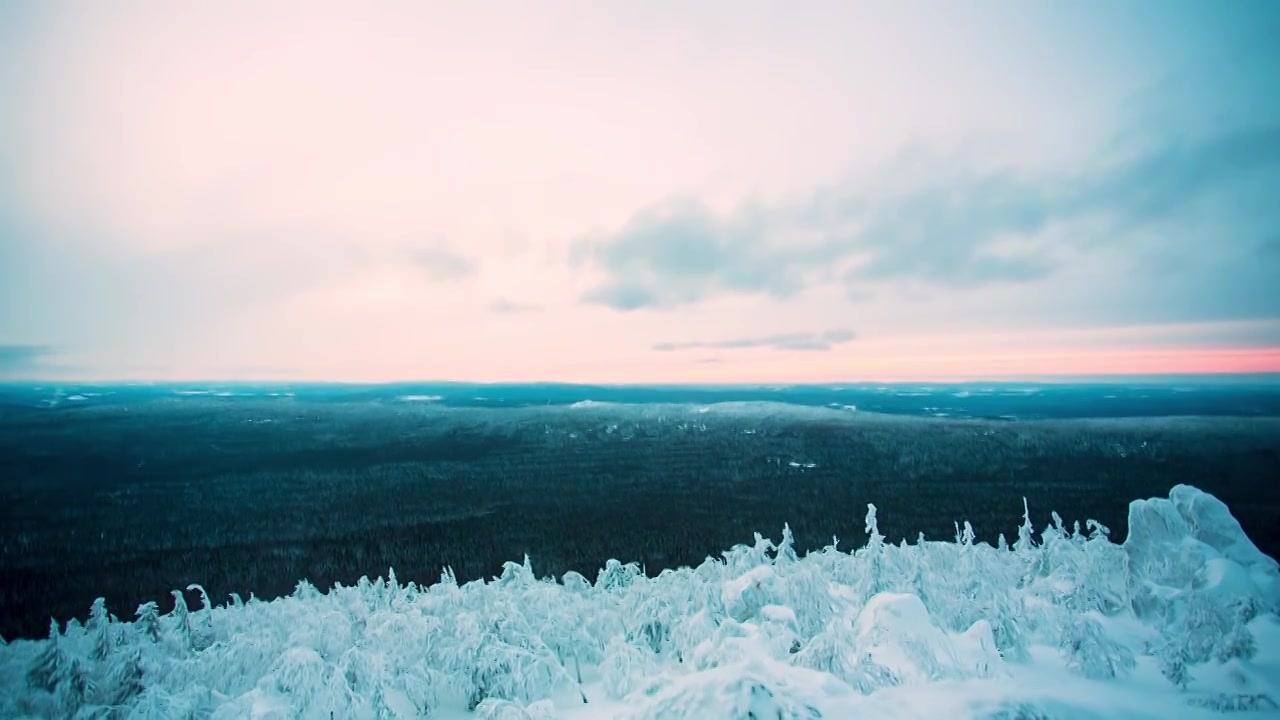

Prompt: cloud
[406,245,476,280]
[489,299,541,314]
[577,124,1280,312]
[574,198,816,311]
[0,344,57,374]
[581,284,664,312]
[654,328,856,353]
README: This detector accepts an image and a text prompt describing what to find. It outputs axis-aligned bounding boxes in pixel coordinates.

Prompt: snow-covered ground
[1,485,1277,719]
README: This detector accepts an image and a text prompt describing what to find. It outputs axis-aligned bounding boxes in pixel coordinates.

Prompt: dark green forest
[2,399,1278,641]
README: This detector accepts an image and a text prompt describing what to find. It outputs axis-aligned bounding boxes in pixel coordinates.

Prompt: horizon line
[5,371,1280,387]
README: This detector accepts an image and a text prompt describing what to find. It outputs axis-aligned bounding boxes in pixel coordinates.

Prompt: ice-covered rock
[1125,484,1280,617]
[1170,485,1276,572]
[953,620,1004,678]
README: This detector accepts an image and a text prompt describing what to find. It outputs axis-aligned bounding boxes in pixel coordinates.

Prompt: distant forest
[2,399,1278,640]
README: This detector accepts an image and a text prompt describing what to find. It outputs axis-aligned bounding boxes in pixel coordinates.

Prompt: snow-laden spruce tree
[26,619,92,717]
[854,504,887,602]
[132,601,161,645]
[86,597,114,663]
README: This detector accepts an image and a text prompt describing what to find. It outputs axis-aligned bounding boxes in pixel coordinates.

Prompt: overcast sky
[2,0,1279,382]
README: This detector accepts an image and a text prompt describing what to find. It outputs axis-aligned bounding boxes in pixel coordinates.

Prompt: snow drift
[0,484,1277,719]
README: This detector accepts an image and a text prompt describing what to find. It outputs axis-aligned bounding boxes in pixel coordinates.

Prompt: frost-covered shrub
[983,595,1031,662]
[445,614,569,709]
[668,609,721,665]
[395,662,444,717]
[781,564,839,639]
[91,647,145,708]
[561,571,592,595]
[689,619,757,671]
[972,698,1092,720]
[1214,620,1257,663]
[27,620,72,694]
[791,620,900,695]
[1156,642,1192,690]
[267,646,329,703]
[200,632,280,697]
[602,635,659,699]
[288,609,354,662]
[977,702,1055,720]
[1187,692,1278,712]
[621,660,829,720]
[597,559,643,591]
[1162,590,1236,664]
[134,602,161,644]
[335,646,387,698]
[128,685,215,720]
[474,697,558,719]
[475,697,535,719]
[1058,614,1134,680]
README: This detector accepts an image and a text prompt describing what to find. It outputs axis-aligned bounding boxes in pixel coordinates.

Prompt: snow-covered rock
[1125,484,1280,617]
[853,593,1004,685]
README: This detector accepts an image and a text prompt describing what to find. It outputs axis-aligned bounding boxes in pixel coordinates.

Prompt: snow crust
[1,486,1278,719]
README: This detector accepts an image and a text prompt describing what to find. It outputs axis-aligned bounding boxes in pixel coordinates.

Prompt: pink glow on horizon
[80,344,1280,385]
[778,347,1280,384]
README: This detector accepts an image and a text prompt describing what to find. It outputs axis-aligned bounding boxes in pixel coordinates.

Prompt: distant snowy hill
[8,380,1280,418]
[1,485,1277,718]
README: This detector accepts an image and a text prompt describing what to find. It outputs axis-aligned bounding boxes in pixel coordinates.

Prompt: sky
[2,0,1279,383]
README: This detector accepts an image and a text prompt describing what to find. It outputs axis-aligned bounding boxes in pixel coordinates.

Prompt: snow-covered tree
[792,620,899,695]
[1214,619,1257,663]
[856,504,887,599]
[596,559,643,592]
[167,589,193,652]
[1169,590,1234,664]
[776,524,799,564]
[1156,642,1192,690]
[27,619,70,693]
[86,597,113,662]
[185,583,216,651]
[1187,693,1279,712]
[95,648,145,707]
[601,635,659,699]
[1059,614,1134,680]
[135,602,161,644]
[27,618,94,716]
